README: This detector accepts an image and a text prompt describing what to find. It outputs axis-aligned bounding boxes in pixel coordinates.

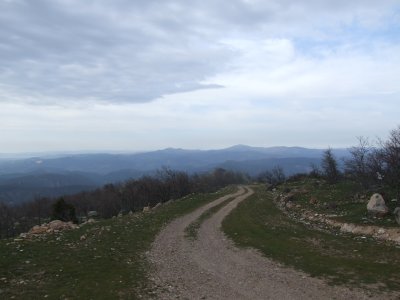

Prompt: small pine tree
[321,148,340,184]
[52,198,77,223]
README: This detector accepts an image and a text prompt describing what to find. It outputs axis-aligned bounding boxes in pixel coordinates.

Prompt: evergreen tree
[321,148,340,184]
[52,198,77,222]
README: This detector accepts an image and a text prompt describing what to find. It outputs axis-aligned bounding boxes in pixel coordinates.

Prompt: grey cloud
[0,0,236,104]
[0,0,398,105]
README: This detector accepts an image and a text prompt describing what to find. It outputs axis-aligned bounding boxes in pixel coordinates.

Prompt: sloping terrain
[0,187,235,299]
[148,186,392,299]
[0,146,349,204]
[0,172,99,204]
[2,185,400,299]
[0,146,348,175]
[223,186,400,297]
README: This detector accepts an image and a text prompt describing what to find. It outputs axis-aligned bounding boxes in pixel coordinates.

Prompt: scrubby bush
[0,168,246,238]
[257,165,286,186]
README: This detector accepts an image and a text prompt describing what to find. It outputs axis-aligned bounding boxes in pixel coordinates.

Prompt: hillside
[1,184,399,299]
[0,172,99,204]
[0,146,348,175]
[0,146,349,205]
[0,187,235,299]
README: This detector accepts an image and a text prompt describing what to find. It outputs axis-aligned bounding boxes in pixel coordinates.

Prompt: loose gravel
[147,186,388,300]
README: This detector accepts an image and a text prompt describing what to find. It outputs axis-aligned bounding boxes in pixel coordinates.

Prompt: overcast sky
[1,0,399,153]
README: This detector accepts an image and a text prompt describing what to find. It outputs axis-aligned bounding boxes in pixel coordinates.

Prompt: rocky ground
[274,188,400,245]
[147,186,385,300]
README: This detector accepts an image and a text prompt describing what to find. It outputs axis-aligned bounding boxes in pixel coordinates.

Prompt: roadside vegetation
[2,124,399,297]
[0,186,235,299]
[0,168,245,239]
[279,177,399,227]
[222,185,400,292]
[256,125,400,228]
[227,126,400,292]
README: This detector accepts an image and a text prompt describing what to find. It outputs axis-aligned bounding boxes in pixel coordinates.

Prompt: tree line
[0,168,245,239]
[320,126,400,198]
[2,125,399,239]
[257,125,400,201]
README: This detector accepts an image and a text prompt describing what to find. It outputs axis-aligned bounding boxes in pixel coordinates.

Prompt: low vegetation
[280,177,398,227]
[224,126,400,293]
[0,168,245,239]
[222,185,400,292]
[1,125,399,297]
[0,186,234,299]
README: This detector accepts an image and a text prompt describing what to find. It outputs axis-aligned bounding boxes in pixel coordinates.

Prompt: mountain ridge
[0,145,349,204]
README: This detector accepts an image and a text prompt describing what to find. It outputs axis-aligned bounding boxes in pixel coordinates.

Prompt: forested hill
[0,146,349,205]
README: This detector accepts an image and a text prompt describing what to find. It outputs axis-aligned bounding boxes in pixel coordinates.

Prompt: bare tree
[258,165,286,186]
[309,163,321,178]
[271,166,286,184]
[345,137,371,188]
[0,168,246,239]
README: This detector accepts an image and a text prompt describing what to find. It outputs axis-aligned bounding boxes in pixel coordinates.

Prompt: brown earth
[147,186,387,300]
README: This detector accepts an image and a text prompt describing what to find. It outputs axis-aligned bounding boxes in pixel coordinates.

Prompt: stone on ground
[367,193,388,217]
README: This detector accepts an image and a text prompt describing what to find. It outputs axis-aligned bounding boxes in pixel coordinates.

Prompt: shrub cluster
[0,168,245,239]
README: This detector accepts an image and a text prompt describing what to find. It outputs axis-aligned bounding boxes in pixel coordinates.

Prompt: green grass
[222,185,400,292]
[0,186,235,299]
[185,195,236,240]
[279,178,399,227]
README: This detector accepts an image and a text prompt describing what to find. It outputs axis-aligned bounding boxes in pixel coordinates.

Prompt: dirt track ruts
[147,186,384,299]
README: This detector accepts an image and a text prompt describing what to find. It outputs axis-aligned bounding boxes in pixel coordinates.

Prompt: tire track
[147,186,375,300]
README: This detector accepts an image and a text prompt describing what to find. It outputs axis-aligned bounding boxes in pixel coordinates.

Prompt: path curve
[147,186,381,299]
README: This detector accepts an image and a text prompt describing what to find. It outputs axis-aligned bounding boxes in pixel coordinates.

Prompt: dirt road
[147,186,377,299]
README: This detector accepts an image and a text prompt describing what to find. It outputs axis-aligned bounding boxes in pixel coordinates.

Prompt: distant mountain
[0,172,98,205]
[0,145,350,204]
[219,157,322,176]
[0,146,349,174]
[0,170,149,205]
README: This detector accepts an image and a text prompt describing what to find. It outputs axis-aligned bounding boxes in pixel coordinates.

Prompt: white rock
[377,228,386,235]
[367,193,389,217]
[340,223,356,233]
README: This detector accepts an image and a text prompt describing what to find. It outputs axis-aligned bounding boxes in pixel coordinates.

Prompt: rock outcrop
[339,222,400,244]
[20,220,78,239]
[274,190,400,245]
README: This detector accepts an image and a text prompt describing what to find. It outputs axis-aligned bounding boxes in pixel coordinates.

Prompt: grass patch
[222,185,400,292]
[0,186,235,299]
[185,195,237,240]
[279,178,398,227]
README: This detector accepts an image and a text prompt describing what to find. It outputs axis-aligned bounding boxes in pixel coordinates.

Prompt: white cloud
[0,0,398,105]
[0,0,399,151]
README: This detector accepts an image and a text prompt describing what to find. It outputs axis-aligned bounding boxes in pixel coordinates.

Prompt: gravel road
[147,186,389,300]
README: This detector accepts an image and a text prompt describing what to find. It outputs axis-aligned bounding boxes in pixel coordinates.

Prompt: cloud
[0,0,399,105]
[0,0,400,152]
[0,0,232,104]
